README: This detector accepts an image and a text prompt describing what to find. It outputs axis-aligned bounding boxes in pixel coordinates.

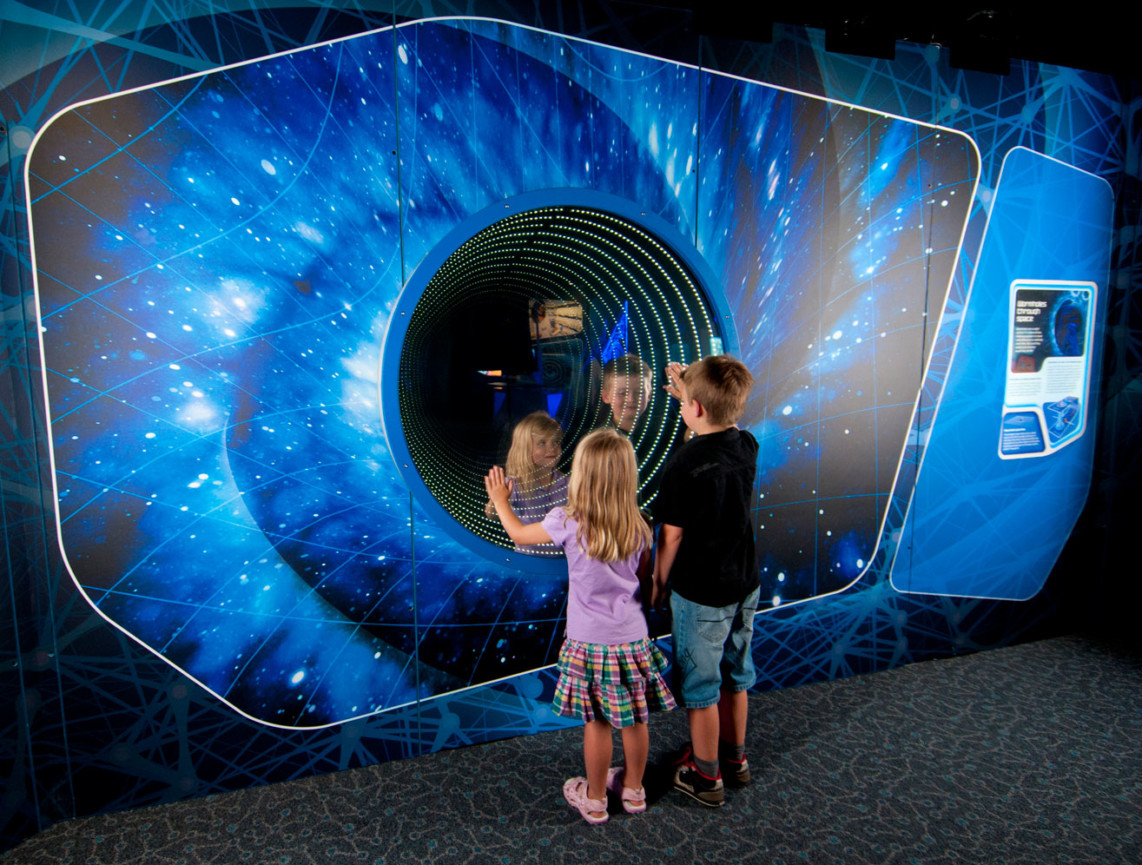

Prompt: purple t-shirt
[509,471,569,556]
[542,507,647,646]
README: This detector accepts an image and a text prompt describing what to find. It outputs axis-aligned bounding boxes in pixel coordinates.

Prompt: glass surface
[398,205,724,554]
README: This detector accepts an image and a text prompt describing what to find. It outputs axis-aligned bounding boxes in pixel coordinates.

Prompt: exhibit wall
[2,1,1136,851]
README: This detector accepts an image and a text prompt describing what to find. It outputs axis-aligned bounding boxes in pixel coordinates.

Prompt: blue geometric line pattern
[892,150,1112,600]
[26,18,979,728]
[1,1,1134,853]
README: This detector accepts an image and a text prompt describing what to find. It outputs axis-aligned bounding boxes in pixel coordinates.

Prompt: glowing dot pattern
[398,205,720,553]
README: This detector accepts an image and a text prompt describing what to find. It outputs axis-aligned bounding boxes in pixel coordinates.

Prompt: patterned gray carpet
[4,634,1140,864]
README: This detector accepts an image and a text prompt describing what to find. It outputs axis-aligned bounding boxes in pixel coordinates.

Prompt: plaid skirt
[553,637,676,729]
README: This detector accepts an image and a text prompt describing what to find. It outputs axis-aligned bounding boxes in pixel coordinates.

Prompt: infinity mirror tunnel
[391,201,729,560]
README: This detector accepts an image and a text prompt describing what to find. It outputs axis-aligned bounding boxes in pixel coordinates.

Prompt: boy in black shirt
[653,355,758,807]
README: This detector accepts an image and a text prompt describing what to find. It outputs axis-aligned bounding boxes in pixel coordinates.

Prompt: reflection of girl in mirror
[485,411,569,555]
[484,429,674,823]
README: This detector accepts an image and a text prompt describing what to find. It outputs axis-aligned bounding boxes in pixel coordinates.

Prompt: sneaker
[671,740,695,767]
[721,755,751,787]
[673,761,724,807]
[562,777,609,824]
[606,767,647,814]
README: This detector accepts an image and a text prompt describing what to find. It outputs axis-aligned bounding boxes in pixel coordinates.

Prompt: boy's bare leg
[688,705,721,768]
[620,721,648,789]
[717,688,748,747]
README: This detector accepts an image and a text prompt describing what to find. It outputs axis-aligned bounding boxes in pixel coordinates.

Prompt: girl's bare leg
[620,721,649,790]
[582,720,613,817]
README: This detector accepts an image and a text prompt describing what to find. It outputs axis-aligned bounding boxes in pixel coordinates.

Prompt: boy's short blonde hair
[681,355,753,426]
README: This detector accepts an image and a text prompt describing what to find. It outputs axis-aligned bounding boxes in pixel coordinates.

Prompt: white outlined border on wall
[26,17,981,729]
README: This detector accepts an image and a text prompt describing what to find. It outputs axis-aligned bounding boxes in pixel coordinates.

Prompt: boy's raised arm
[662,362,687,402]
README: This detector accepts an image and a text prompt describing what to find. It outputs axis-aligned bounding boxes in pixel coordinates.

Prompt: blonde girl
[485,429,675,824]
[485,411,568,555]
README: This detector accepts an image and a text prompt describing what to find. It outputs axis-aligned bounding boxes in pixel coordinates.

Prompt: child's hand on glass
[484,466,514,506]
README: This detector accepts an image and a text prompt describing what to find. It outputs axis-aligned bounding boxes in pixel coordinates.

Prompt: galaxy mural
[27,19,985,726]
[2,3,1128,852]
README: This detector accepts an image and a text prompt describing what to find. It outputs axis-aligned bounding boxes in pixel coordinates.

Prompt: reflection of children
[653,356,758,808]
[600,354,653,434]
[485,430,675,824]
[485,412,569,555]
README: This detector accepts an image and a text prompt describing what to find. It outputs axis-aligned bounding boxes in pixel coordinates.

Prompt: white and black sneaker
[721,755,751,787]
[673,761,725,807]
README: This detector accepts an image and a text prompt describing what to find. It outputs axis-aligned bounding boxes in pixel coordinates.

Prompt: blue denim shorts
[670,587,760,709]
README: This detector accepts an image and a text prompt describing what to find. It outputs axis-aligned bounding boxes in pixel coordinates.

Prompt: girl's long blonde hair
[504,411,563,492]
[566,429,650,562]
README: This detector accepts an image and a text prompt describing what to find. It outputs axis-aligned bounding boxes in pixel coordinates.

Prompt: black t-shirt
[653,428,759,607]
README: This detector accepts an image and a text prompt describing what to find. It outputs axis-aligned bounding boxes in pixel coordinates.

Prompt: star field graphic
[2,1,1133,853]
[30,19,977,727]
[695,77,977,608]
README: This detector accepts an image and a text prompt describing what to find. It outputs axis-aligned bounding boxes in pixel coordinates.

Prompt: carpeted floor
[4,634,1140,864]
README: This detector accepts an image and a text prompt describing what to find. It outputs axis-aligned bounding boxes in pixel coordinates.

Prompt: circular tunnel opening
[389,197,729,566]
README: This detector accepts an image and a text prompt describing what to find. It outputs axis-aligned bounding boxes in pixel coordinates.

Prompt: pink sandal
[562,777,608,824]
[606,767,647,814]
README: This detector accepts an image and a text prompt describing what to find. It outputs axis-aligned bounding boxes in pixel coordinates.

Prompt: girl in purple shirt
[486,429,675,824]
[484,411,569,556]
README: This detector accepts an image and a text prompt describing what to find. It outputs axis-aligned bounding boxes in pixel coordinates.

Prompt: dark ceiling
[460,2,1139,82]
[697,8,1136,80]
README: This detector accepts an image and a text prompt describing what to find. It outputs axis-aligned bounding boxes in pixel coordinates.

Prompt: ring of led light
[382,190,735,573]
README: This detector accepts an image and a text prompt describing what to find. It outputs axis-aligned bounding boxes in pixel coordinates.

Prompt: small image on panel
[1044,396,1081,445]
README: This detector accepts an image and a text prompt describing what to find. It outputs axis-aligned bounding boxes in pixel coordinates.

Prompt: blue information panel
[1000,281,1096,458]
[891,148,1113,601]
